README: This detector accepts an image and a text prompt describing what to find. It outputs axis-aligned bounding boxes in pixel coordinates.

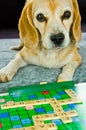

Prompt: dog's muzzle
[50,33,65,46]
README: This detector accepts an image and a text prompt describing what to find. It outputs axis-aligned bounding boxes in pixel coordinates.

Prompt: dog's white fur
[0,0,82,82]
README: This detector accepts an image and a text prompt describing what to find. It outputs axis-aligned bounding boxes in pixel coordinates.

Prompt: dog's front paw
[0,67,16,82]
[58,73,72,82]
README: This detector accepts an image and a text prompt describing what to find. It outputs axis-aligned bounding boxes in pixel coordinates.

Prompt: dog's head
[19,0,81,50]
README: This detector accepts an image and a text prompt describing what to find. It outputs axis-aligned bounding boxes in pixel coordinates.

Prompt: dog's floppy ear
[72,0,82,42]
[18,0,38,49]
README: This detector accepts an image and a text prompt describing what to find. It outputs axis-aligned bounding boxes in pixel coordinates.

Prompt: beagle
[0,0,82,82]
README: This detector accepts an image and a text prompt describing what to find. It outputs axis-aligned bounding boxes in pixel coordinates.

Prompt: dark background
[0,0,86,38]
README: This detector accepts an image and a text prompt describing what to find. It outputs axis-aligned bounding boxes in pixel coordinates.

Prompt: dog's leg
[58,61,80,81]
[0,53,27,82]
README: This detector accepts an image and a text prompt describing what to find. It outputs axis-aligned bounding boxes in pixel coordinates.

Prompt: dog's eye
[36,13,46,22]
[62,11,71,20]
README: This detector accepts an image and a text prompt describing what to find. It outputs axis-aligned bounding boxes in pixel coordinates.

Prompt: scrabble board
[0,81,86,130]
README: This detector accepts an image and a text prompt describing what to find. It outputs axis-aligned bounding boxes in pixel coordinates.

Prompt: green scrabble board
[0,81,86,130]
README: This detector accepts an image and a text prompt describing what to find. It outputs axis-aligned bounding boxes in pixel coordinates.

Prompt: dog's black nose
[50,33,65,45]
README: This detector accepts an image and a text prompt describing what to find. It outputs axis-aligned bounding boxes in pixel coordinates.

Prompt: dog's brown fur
[0,0,82,82]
